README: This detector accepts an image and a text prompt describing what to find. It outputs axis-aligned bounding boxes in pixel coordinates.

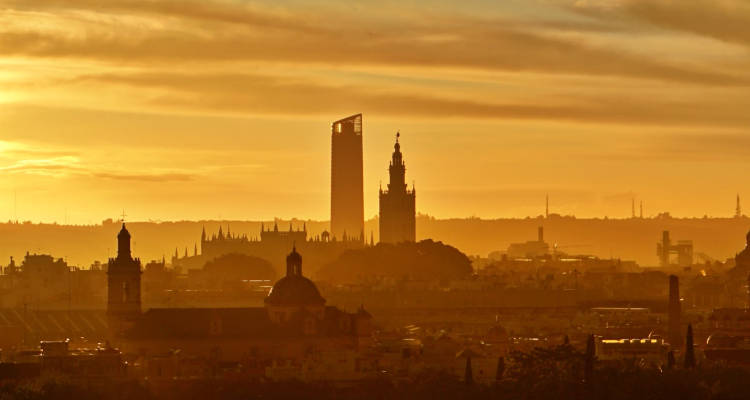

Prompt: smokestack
[660,231,671,267]
[668,275,682,348]
[538,226,544,242]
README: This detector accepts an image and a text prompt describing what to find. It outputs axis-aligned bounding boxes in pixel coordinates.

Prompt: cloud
[65,71,750,127]
[0,153,196,182]
[572,0,750,47]
[0,2,745,85]
[625,0,750,45]
[92,172,194,182]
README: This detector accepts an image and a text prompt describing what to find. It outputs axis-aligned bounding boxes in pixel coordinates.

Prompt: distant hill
[0,215,748,270]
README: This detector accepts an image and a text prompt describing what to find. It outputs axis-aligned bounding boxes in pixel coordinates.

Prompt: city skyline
[1,0,750,224]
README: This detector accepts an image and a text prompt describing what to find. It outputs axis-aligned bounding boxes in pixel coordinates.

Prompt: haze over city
[3,1,750,399]
[2,0,749,223]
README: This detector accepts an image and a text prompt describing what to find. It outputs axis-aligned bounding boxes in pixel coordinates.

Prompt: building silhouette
[108,228,373,361]
[107,224,142,335]
[330,114,364,242]
[657,231,693,267]
[378,133,416,244]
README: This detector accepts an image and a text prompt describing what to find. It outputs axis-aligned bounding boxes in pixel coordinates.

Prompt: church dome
[265,247,325,306]
[265,275,325,306]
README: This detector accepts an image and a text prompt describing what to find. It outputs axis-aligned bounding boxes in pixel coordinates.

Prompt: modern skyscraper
[379,133,416,243]
[330,114,364,241]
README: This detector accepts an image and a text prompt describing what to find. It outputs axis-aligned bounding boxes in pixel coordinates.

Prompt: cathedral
[108,224,373,362]
[379,133,416,243]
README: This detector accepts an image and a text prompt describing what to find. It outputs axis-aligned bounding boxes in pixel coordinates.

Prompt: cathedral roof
[265,275,326,306]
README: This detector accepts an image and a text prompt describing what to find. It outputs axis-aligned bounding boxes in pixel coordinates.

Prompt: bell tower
[107,223,142,336]
[379,132,416,244]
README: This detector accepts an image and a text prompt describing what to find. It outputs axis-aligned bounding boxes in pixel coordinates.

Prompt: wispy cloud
[0,149,197,182]
[63,71,750,127]
[0,1,745,86]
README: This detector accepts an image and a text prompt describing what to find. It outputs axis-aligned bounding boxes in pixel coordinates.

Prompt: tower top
[117,223,132,260]
[286,245,302,276]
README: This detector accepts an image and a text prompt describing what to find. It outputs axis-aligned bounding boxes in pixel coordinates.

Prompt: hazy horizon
[2,0,750,224]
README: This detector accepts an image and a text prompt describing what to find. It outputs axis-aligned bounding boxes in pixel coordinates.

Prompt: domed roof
[118,223,130,239]
[265,275,325,306]
[266,246,325,306]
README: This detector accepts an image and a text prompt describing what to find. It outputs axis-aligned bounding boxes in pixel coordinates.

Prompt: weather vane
[120,209,127,223]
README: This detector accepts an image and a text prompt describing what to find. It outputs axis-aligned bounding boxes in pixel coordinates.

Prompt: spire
[632,198,635,218]
[545,194,549,218]
[117,223,132,260]
[737,194,742,218]
[218,226,224,240]
[387,132,406,193]
[201,225,206,242]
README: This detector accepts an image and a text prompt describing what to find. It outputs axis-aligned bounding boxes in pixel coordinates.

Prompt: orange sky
[1,0,749,224]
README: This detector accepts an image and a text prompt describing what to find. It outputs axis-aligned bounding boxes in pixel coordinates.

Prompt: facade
[594,337,668,364]
[330,114,364,242]
[506,226,549,259]
[378,133,416,244]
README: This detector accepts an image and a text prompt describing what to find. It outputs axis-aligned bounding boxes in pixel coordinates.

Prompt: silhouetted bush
[202,253,276,284]
[317,240,472,283]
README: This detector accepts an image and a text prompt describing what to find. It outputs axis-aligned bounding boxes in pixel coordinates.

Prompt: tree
[685,324,696,369]
[585,334,595,383]
[667,350,676,369]
[318,240,472,283]
[201,253,276,290]
[495,356,505,382]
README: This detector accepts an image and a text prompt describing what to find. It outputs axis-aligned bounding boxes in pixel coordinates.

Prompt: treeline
[5,345,750,400]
